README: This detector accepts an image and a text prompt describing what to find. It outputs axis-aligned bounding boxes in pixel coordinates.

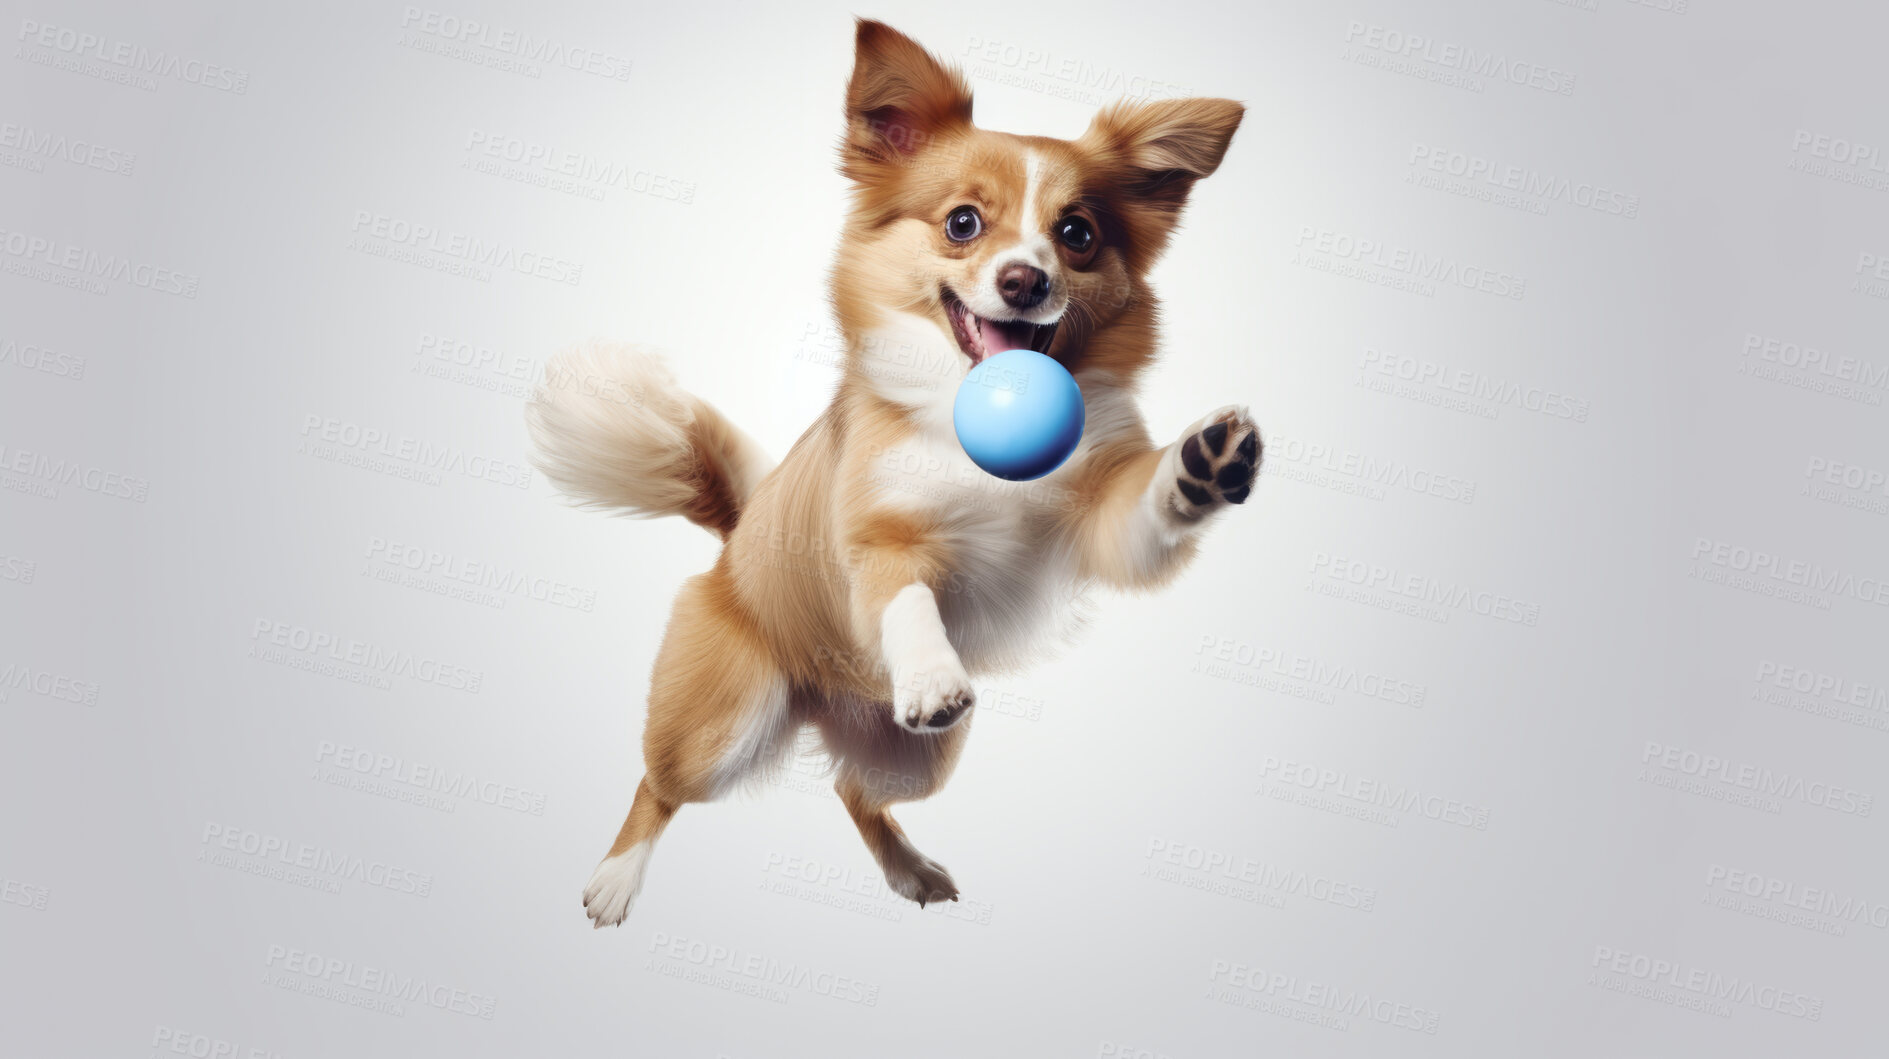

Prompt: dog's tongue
[977,316,1035,356]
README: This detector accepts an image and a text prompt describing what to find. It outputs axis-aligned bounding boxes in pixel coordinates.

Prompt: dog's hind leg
[822,704,970,908]
[838,777,959,908]
[582,777,676,928]
[583,566,794,928]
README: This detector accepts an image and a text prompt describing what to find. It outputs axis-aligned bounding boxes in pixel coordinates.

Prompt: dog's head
[831,20,1242,395]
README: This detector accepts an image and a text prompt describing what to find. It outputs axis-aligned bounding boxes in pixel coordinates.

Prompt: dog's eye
[1056,209,1101,268]
[1057,216,1093,253]
[945,206,982,243]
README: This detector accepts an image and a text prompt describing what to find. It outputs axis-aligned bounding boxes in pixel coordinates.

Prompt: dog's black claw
[1202,420,1228,456]
[1221,484,1251,505]
[1216,461,1252,490]
[1181,435,1210,478]
[1177,479,1211,506]
[1237,432,1258,463]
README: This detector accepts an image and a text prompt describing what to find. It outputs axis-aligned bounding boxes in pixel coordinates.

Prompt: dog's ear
[1081,98,1243,260]
[841,19,973,180]
[1084,98,1244,203]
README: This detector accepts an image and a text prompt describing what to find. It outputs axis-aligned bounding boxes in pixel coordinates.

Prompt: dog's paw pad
[926,697,969,727]
[1181,434,1211,478]
[1170,407,1261,517]
[893,663,975,734]
[1202,420,1229,456]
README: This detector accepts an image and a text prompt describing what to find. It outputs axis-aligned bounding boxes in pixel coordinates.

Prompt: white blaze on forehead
[1021,150,1043,236]
[1009,149,1053,268]
[963,148,1066,322]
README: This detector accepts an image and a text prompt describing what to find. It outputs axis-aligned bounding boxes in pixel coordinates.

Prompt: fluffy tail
[525,341,773,538]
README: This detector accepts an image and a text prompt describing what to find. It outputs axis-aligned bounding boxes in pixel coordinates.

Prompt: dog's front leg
[845,531,975,732]
[1073,405,1262,588]
[875,582,975,732]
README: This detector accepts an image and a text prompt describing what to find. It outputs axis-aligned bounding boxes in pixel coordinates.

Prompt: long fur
[524,340,772,538]
[539,20,1261,927]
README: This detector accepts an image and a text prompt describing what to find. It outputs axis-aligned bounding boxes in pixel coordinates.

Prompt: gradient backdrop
[4,1,1887,1055]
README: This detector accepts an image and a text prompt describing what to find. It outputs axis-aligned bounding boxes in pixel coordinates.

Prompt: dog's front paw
[891,652,975,733]
[1166,405,1261,520]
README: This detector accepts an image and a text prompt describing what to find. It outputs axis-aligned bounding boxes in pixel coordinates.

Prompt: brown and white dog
[526,19,1261,927]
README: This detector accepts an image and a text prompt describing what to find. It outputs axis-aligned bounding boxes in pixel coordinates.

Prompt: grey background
[3,0,1886,1055]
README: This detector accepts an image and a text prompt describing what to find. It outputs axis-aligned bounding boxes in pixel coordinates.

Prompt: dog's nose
[997,264,1050,310]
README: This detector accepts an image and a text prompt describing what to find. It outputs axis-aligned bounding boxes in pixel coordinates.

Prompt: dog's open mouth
[942,288,1058,366]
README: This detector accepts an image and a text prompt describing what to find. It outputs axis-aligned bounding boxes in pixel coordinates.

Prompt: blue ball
[953,349,1085,481]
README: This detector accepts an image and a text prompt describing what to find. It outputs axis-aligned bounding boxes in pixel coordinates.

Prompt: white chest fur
[865,419,1088,674]
[857,325,1139,675]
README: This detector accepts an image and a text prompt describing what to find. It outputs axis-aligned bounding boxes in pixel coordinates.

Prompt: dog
[526,19,1260,927]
